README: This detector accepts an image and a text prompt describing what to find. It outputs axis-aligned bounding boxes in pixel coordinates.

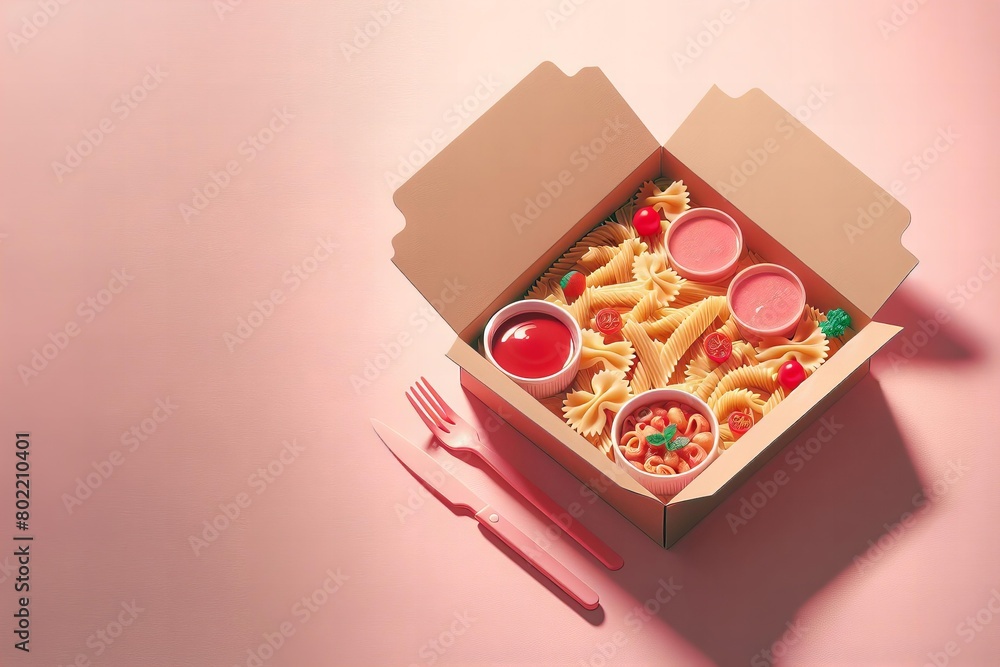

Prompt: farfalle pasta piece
[622,320,669,388]
[632,252,683,304]
[586,239,646,287]
[563,369,630,437]
[812,306,845,355]
[580,328,634,373]
[572,366,601,393]
[756,310,830,373]
[708,365,779,406]
[636,179,690,219]
[710,389,765,423]
[660,296,727,380]
[591,253,682,307]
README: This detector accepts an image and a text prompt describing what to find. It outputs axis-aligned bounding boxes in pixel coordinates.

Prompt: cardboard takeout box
[391,62,916,547]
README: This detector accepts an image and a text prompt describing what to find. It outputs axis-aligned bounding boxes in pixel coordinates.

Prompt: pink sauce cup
[665,207,744,283]
[726,263,806,344]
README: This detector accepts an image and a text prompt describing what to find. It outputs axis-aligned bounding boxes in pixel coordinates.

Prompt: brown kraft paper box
[390,62,916,547]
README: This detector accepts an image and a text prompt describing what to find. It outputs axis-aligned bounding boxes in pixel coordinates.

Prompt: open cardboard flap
[392,65,916,335]
[392,62,660,339]
[665,86,917,319]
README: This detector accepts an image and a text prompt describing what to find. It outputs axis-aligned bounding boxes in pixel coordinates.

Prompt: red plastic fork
[406,377,624,570]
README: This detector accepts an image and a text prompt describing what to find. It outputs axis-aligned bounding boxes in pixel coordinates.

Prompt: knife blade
[372,418,599,610]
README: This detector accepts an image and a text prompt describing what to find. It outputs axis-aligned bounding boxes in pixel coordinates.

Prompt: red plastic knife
[372,418,600,610]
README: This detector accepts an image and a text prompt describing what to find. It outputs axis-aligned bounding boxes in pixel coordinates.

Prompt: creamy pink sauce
[731,272,804,330]
[668,217,739,272]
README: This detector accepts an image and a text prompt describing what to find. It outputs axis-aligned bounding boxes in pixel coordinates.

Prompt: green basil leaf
[645,433,667,447]
[666,436,690,451]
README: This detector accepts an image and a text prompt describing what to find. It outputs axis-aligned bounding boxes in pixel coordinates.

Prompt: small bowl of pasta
[611,388,720,497]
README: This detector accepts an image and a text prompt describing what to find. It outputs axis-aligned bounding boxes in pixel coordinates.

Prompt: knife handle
[475,505,599,610]
[474,447,624,570]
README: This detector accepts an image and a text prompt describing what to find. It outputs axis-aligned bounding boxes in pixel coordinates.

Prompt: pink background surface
[3,1,1000,665]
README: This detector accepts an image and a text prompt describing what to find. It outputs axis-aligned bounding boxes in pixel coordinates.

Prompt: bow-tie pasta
[563,369,631,437]
[580,329,634,373]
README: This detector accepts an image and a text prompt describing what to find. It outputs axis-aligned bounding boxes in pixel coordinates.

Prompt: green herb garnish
[645,432,667,448]
[645,423,691,451]
[820,308,852,338]
[667,436,690,451]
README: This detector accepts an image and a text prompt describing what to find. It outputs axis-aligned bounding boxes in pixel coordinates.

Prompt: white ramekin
[726,262,806,344]
[483,299,583,399]
[611,388,720,498]
[665,207,744,283]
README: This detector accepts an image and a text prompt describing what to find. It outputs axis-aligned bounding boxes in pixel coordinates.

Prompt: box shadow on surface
[464,373,922,664]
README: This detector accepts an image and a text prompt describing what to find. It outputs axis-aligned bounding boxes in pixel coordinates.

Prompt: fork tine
[416,379,455,425]
[405,391,441,434]
[419,376,456,422]
[409,385,450,433]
